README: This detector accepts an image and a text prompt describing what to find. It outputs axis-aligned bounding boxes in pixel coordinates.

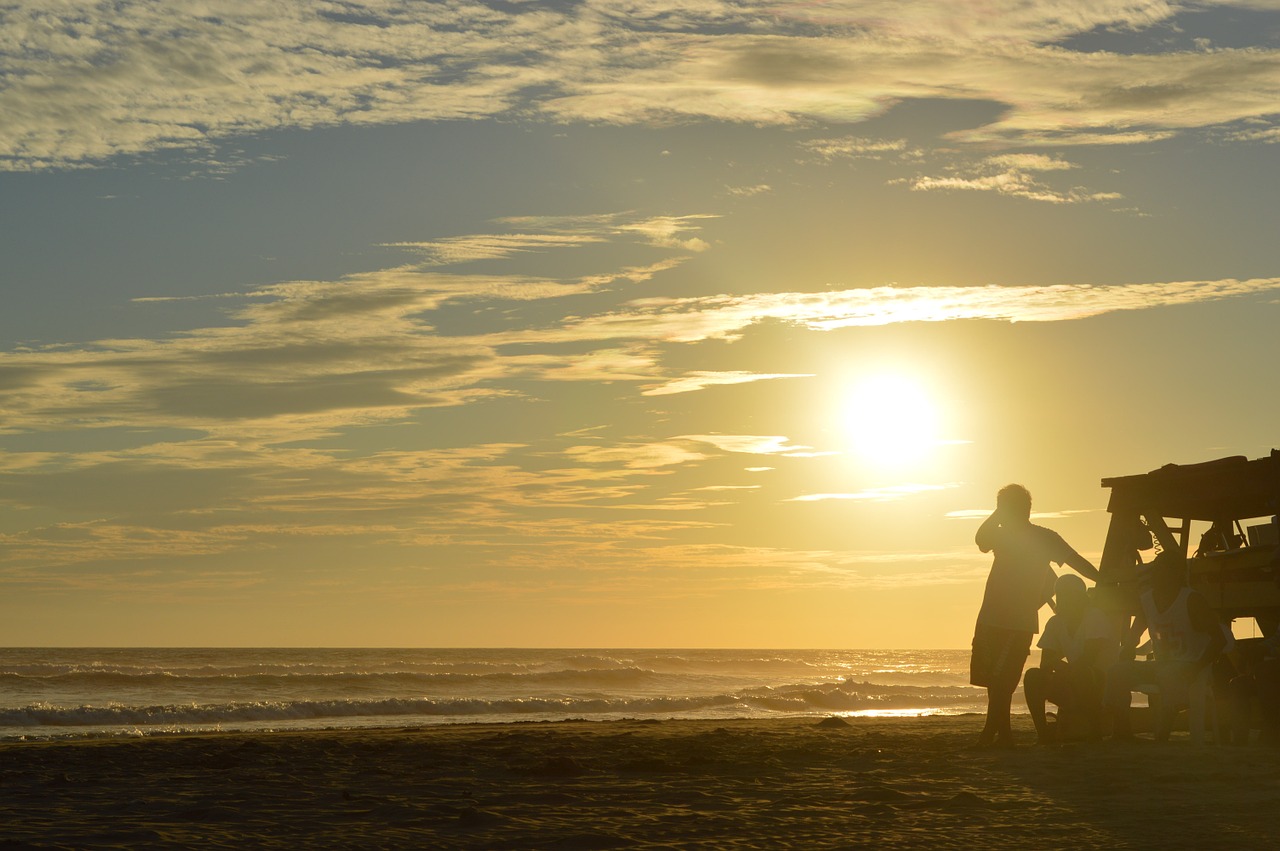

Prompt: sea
[0,648,1006,742]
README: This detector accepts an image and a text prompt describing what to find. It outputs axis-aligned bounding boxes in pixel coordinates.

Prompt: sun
[838,373,941,469]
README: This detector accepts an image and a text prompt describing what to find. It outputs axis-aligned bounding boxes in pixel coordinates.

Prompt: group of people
[970,483,1279,748]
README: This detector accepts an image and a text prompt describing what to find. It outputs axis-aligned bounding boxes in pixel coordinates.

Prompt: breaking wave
[0,648,984,740]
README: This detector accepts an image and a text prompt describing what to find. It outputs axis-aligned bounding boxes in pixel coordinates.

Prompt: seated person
[1024,574,1119,743]
[1105,550,1227,741]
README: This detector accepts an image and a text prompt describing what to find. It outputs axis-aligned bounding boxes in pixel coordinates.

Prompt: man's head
[996,484,1032,523]
[1053,573,1088,616]
[1148,549,1187,593]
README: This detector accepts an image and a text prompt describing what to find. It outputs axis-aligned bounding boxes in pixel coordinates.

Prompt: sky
[2,0,1279,648]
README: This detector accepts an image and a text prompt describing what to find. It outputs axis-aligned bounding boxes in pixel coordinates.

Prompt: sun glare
[839,374,941,468]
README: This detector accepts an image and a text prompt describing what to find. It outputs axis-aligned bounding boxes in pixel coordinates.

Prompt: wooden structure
[1099,450,1280,630]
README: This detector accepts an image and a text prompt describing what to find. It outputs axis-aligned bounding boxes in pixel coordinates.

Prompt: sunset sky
[2,0,1279,648]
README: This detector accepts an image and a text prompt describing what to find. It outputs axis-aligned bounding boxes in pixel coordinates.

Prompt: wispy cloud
[946,508,1101,520]
[788,483,959,503]
[679,434,828,457]
[808,141,1121,204]
[613,215,717,251]
[563,442,706,469]
[383,234,606,265]
[910,153,1123,204]
[4,2,1280,171]
[383,213,716,265]
[642,371,812,396]
[527,277,1280,345]
[801,136,912,162]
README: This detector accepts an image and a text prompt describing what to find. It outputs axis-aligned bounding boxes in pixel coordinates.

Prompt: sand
[2,714,1277,849]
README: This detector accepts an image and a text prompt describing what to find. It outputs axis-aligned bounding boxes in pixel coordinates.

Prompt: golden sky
[1,0,1279,647]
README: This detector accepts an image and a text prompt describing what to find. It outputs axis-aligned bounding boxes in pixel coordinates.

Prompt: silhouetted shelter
[1099,450,1280,628]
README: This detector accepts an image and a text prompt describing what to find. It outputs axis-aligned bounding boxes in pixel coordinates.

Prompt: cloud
[801,136,912,162]
[0,436,734,573]
[613,215,717,251]
[381,212,717,265]
[1227,124,1280,143]
[641,371,813,396]
[788,483,959,503]
[679,434,833,457]
[4,2,1280,170]
[726,183,773,197]
[383,234,607,265]
[764,0,1178,43]
[910,152,1124,203]
[806,139,1120,204]
[541,22,1280,145]
[4,0,670,170]
[0,216,709,442]
[0,222,707,520]
[531,277,1280,344]
[946,508,1101,520]
[563,442,706,469]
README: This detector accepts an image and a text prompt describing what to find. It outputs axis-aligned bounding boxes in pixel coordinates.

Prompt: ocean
[0,648,1000,741]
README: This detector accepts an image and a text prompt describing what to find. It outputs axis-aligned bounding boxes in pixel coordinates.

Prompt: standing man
[972,484,1100,748]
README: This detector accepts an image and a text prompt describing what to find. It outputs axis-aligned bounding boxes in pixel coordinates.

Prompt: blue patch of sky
[1057,8,1280,54]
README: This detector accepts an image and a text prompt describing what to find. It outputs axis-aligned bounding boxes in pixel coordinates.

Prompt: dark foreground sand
[2,714,1279,849]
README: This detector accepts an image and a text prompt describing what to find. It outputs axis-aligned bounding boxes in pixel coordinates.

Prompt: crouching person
[1024,574,1118,743]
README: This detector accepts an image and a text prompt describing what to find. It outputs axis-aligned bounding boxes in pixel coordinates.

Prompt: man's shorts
[970,624,1033,689]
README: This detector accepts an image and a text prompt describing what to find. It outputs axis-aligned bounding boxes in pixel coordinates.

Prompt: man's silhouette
[972,484,1099,748]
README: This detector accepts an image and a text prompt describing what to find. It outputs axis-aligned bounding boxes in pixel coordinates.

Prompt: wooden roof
[1101,450,1280,521]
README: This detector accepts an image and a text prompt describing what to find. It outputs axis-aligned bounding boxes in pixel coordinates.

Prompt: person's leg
[992,680,1016,745]
[1227,674,1256,745]
[979,688,999,746]
[974,626,1029,747]
[1152,661,1192,742]
[1254,659,1280,744]
[1048,668,1088,740]
[1104,660,1140,738]
[1023,666,1052,742]
[1074,667,1106,740]
[979,682,1016,747]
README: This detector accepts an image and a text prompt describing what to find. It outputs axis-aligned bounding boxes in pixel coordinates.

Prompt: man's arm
[1061,546,1101,583]
[1122,613,1147,661]
[976,508,1002,553]
[1037,618,1065,673]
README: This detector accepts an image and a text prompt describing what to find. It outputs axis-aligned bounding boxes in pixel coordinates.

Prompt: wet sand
[2,714,1277,849]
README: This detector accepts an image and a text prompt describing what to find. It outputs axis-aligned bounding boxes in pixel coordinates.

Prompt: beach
[3,714,1277,849]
